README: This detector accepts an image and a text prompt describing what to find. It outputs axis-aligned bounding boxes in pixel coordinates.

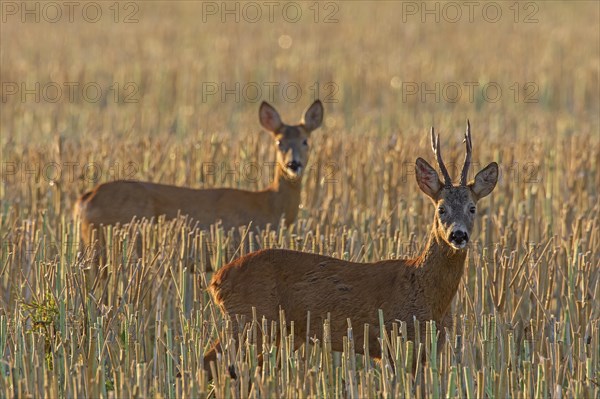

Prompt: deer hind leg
[203,318,242,379]
[203,328,307,381]
[203,338,261,383]
[203,340,221,375]
[79,223,107,293]
[203,338,238,382]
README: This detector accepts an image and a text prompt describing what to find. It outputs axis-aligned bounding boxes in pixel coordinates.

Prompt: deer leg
[203,339,221,375]
[203,319,241,380]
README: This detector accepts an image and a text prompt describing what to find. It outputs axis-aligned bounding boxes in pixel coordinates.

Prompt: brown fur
[204,125,499,374]
[73,100,324,259]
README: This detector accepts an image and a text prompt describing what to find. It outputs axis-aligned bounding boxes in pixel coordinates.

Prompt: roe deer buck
[73,100,324,261]
[204,121,498,373]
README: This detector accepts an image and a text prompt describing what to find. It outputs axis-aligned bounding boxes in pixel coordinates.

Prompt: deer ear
[259,101,282,133]
[302,100,323,132]
[469,162,498,200]
[415,157,442,200]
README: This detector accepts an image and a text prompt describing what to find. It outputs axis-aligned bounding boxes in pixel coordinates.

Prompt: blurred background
[2,2,598,219]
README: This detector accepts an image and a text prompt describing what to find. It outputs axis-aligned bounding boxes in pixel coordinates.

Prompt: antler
[430,127,452,187]
[459,119,472,186]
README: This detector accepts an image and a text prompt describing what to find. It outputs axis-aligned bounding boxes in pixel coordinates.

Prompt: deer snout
[286,161,303,172]
[449,230,469,248]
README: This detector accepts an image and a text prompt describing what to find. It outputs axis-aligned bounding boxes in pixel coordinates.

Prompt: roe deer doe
[73,100,324,261]
[204,121,498,373]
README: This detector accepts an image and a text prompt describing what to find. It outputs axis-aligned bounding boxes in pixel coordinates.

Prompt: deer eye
[438,206,446,215]
[470,206,476,214]
[302,139,308,146]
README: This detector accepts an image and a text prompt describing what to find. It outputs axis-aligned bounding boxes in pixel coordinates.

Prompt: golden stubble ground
[0,2,598,397]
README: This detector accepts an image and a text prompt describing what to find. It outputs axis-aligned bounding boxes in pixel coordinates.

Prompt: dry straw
[1,2,598,398]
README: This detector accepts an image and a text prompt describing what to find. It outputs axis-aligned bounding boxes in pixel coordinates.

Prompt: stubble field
[0,1,599,397]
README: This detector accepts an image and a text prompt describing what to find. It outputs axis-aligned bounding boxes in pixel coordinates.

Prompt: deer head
[259,100,324,180]
[415,121,498,250]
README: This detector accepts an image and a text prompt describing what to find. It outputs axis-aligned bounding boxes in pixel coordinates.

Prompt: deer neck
[267,163,302,224]
[416,220,468,320]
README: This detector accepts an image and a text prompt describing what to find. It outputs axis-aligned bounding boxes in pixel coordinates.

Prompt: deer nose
[450,230,469,245]
[286,161,302,172]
